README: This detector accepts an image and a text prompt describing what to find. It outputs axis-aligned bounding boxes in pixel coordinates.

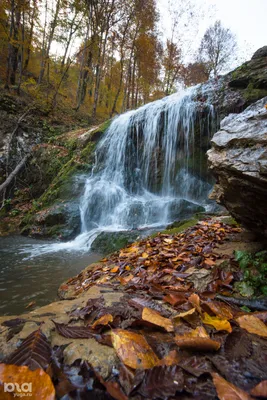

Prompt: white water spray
[23,86,216,257]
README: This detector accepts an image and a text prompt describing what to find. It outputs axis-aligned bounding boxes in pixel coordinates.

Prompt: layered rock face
[208,97,267,237]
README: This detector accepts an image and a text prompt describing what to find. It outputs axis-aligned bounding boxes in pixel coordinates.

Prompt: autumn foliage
[1,219,267,398]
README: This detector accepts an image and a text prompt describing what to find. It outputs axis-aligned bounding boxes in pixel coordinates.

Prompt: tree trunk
[0,155,30,196]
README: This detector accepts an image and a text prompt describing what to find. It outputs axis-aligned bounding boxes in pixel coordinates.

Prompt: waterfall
[76,86,215,247]
[23,85,216,257]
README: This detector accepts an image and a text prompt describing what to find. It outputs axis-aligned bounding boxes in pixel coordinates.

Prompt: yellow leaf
[92,314,113,329]
[164,238,173,244]
[0,364,55,400]
[142,252,149,259]
[119,245,139,256]
[111,329,159,369]
[110,266,119,273]
[236,315,267,338]
[125,265,131,271]
[186,326,209,338]
[142,307,174,332]
[202,312,232,333]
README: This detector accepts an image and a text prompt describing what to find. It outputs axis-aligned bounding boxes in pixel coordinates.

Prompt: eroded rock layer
[208,97,267,237]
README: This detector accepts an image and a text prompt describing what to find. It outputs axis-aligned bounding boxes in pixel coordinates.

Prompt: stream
[0,236,102,316]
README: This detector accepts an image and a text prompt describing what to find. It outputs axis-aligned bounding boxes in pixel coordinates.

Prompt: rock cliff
[208,97,267,237]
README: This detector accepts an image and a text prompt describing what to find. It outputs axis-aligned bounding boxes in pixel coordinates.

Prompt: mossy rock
[91,231,140,254]
[160,217,199,235]
[21,201,81,240]
[35,121,110,209]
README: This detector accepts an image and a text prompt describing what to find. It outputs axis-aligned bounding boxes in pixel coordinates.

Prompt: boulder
[207,97,267,238]
[21,201,81,240]
[252,46,267,59]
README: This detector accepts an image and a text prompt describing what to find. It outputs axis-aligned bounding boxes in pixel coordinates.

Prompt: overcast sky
[158,0,267,61]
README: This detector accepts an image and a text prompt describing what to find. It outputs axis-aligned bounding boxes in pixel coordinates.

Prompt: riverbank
[0,215,266,399]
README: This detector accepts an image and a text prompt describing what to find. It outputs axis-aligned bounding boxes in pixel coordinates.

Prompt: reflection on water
[0,236,102,316]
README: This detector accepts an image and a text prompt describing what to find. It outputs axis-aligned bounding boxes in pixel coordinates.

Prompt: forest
[0,0,237,121]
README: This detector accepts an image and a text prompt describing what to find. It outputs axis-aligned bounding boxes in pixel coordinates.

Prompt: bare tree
[198,20,237,78]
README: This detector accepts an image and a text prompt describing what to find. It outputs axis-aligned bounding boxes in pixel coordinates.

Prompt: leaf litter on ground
[1,218,267,399]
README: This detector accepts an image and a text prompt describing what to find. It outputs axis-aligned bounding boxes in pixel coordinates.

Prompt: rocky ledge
[208,97,267,238]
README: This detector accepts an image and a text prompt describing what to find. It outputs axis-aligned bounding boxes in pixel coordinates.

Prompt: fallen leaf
[26,301,36,309]
[111,266,119,273]
[92,314,113,329]
[53,321,97,338]
[142,307,174,332]
[204,258,216,267]
[163,293,187,307]
[5,329,51,371]
[158,350,180,366]
[212,372,251,400]
[103,380,128,400]
[186,326,209,338]
[188,293,202,313]
[175,336,220,351]
[131,365,184,399]
[173,308,196,320]
[251,380,267,398]
[164,238,174,244]
[0,364,55,400]
[236,315,267,338]
[118,274,134,285]
[111,329,159,369]
[203,301,233,320]
[202,312,232,333]
[119,245,139,256]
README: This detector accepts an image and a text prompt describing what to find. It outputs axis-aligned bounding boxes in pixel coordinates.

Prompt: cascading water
[23,85,216,257]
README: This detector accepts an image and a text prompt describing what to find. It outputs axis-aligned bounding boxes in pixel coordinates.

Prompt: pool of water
[0,236,102,316]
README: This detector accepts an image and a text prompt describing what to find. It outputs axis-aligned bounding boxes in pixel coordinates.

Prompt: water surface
[0,236,102,316]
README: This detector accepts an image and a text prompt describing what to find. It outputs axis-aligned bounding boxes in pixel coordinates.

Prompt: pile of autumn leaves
[1,219,267,399]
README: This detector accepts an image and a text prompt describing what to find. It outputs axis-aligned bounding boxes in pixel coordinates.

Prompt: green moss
[223,216,239,226]
[66,137,78,151]
[161,218,199,235]
[231,63,249,80]
[243,83,267,103]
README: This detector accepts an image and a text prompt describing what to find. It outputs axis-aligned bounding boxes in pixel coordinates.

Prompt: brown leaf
[251,380,267,398]
[224,330,252,360]
[0,364,55,400]
[175,335,220,351]
[188,293,202,313]
[53,321,98,338]
[142,307,174,332]
[163,293,187,307]
[173,308,196,320]
[212,372,251,400]
[158,350,180,366]
[236,315,267,338]
[203,300,233,320]
[131,365,184,399]
[103,380,128,400]
[5,329,51,371]
[111,329,159,369]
